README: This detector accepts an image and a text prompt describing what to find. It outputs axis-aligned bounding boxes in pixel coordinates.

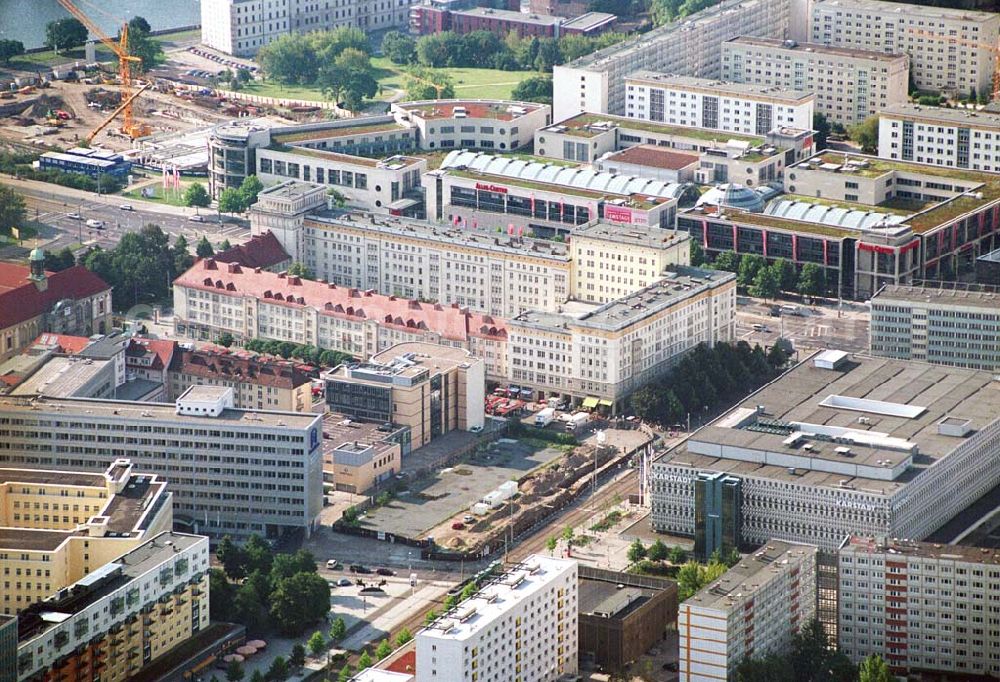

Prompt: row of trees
[183,176,263,218]
[257,27,378,111]
[630,341,788,426]
[242,338,354,368]
[696,246,829,299]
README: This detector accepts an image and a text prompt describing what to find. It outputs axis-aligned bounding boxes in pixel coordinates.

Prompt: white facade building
[809,0,1000,97]
[721,37,910,127]
[838,536,1000,678]
[552,0,793,120]
[416,555,578,682]
[680,541,818,682]
[201,0,416,56]
[624,72,814,136]
[878,103,1000,171]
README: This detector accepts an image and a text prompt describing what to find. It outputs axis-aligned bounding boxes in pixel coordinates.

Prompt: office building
[722,37,909,127]
[551,0,792,120]
[0,387,323,541]
[416,555,578,682]
[878,104,1000,172]
[624,73,815,136]
[38,148,131,179]
[201,0,417,56]
[651,351,1000,551]
[838,535,1000,678]
[578,566,678,672]
[677,151,1000,300]
[390,100,551,154]
[321,412,405,493]
[325,342,485,448]
[679,541,817,682]
[0,615,14,682]
[0,252,112,363]
[869,284,1000,371]
[14,531,210,682]
[0,459,173,615]
[8,355,117,400]
[809,0,1000,96]
[408,5,615,38]
[976,246,1000,284]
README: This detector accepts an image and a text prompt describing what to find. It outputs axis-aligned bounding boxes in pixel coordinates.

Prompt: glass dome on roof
[696,183,766,213]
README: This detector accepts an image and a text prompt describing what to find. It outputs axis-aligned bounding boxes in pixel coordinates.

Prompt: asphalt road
[735,296,871,355]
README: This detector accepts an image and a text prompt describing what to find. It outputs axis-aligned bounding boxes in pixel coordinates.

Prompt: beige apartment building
[167,347,314,412]
[721,37,910,127]
[809,0,1000,97]
[571,223,690,303]
[0,459,173,615]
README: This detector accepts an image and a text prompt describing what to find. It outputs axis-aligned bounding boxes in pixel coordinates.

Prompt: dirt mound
[27,95,72,118]
[85,88,121,110]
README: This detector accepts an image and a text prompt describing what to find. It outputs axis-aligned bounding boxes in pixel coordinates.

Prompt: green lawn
[371,57,537,101]
[121,179,203,207]
[7,45,114,70]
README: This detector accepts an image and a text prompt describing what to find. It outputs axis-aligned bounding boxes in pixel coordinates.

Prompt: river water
[0,0,200,49]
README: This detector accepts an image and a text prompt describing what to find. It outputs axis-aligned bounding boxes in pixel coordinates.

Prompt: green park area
[371,57,537,102]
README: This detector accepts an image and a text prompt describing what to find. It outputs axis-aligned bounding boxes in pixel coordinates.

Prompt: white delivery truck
[535,407,556,427]
[566,412,589,432]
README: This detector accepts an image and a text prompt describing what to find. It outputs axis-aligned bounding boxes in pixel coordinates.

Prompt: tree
[258,34,319,85]
[725,547,742,567]
[225,659,245,682]
[184,183,211,212]
[734,655,795,682]
[812,112,831,150]
[218,187,247,216]
[712,250,740,273]
[0,184,27,233]
[375,639,392,660]
[772,258,797,292]
[534,38,562,71]
[173,235,194,275]
[250,671,266,682]
[318,48,378,111]
[767,342,789,370]
[209,569,235,621]
[196,236,214,258]
[416,32,456,67]
[510,75,553,105]
[122,18,163,74]
[790,619,855,682]
[858,654,893,682]
[627,539,647,564]
[237,67,253,84]
[690,240,706,267]
[357,649,373,670]
[460,582,478,602]
[243,535,274,575]
[0,39,25,64]
[849,115,879,154]
[797,263,827,297]
[44,247,76,272]
[288,262,314,279]
[561,526,575,546]
[239,175,264,207]
[269,549,318,589]
[310,26,370,61]
[338,665,354,682]
[750,264,780,301]
[396,627,413,646]
[329,616,347,642]
[289,643,306,669]
[128,16,152,35]
[266,656,290,682]
[404,71,455,100]
[219,239,232,251]
[738,254,766,288]
[45,18,88,54]
[668,545,686,565]
[382,31,416,64]
[545,536,558,554]
[216,332,235,348]
[270,572,331,635]
[647,539,669,562]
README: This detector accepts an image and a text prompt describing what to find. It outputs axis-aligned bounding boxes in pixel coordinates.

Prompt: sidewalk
[341,583,449,652]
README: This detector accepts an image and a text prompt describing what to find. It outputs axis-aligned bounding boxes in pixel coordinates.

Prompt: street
[735,296,870,355]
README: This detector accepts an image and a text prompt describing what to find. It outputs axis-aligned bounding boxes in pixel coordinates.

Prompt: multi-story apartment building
[167,347,314,411]
[624,73,814,136]
[571,223,689,303]
[838,535,1000,678]
[0,459,173,615]
[679,541,817,682]
[869,284,1000,371]
[0,386,323,541]
[809,0,1000,97]
[13,531,210,682]
[677,151,1000,300]
[651,351,1000,551]
[325,342,485,449]
[201,0,416,56]
[551,0,793,120]
[0,252,112,364]
[415,555,578,682]
[878,104,1000,172]
[721,37,910,127]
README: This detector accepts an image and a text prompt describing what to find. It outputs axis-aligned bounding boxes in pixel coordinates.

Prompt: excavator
[56,0,152,142]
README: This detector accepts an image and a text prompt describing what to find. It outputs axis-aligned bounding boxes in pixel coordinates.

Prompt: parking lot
[357,439,567,541]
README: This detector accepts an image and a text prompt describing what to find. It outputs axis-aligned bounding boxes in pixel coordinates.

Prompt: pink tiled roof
[0,264,110,329]
[31,333,92,355]
[213,232,290,270]
[125,338,176,371]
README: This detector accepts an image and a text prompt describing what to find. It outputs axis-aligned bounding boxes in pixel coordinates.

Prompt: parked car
[451,522,465,530]
[376,567,396,576]
[85,219,104,229]
[350,564,372,574]
[188,214,206,222]
[119,204,133,211]
[337,578,353,587]
[326,559,340,570]
[463,514,475,523]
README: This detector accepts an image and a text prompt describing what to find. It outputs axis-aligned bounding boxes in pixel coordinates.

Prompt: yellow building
[321,413,404,494]
[0,459,172,616]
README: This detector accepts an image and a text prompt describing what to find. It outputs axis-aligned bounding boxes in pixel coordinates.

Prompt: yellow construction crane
[56,0,151,139]
[909,27,1000,100]
[86,82,151,144]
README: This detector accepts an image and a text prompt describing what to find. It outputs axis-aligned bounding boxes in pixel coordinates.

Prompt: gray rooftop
[626,72,814,103]
[574,223,690,251]
[812,0,999,22]
[258,180,327,200]
[725,36,907,62]
[880,103,1000,129]
[10,356,111,398]
[453,7,561,25]
[873,284,1000,311]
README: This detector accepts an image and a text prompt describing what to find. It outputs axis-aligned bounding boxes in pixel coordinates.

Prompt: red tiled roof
[213,232,290,270]
[386,649,416,675]
[168,348,312,389]
[0,264,111,330]
[125,338,176,371]
[174,259,508,343]
[31,333,92,355]
[605,145,700,170]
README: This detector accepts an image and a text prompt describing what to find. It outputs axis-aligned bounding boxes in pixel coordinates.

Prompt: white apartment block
[722,37,909,127]
[391,100,552,153]
[416,555,578,682]
[201,0,415,56]
[552,0,792,120]
[680,541,818,682]
[809,0,1000,97]
[838,536,1000,678]
[0,387,323,541]
[878,103,1000,171]
[625,72,814,136]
